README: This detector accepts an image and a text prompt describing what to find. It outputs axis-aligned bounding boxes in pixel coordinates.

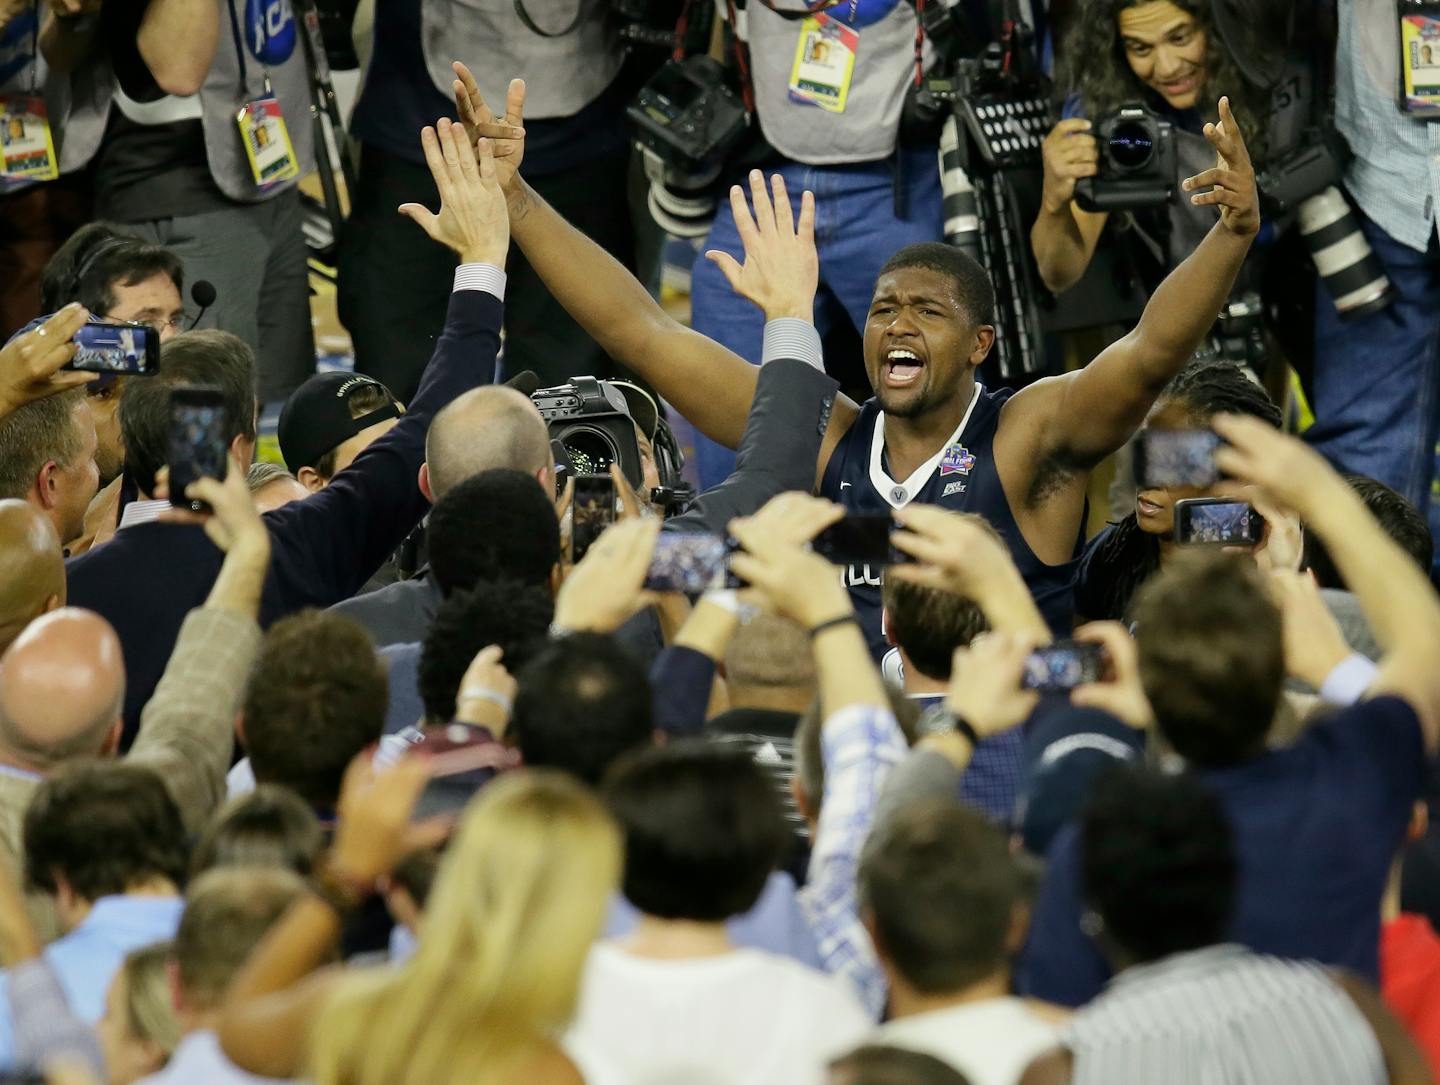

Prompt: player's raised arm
[452,64,767,451]
[1022,96,1260,466]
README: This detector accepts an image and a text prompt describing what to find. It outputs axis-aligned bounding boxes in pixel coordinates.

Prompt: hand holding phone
[1173,498,1265,547]
[1022,640,1107,692]
[167,386,228,511]
[811,513,912,566]
[643,533,741,593]
[64,319,159,376]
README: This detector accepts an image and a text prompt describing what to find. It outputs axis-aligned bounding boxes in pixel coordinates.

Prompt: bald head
[424,386,552,499]
[0,608,125,771]
[0,500,65,654]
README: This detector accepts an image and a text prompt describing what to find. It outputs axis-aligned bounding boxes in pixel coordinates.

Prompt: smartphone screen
[812,514,910,567]
[168,386,228,510]
[1133,430,1221,489]
[571,473,616,562]
[644,533,739,594]
[1022,641,1106,693]
[1174,498,1265,547]
[66,320,159,376]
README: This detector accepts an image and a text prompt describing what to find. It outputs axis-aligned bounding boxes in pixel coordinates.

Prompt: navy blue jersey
[820,386,1082,659]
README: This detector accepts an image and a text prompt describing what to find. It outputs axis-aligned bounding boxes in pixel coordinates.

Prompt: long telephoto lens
[1298,186,1394,320]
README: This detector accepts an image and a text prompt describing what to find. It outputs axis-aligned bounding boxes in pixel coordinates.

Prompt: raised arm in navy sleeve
[262,281,504,607]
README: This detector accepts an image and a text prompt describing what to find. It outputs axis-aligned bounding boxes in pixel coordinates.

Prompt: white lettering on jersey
[842,564,884,588]
[942,480,967,498]
[839,481,852,491]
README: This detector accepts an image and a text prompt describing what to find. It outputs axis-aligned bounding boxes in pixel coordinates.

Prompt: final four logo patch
[939,444,977,477]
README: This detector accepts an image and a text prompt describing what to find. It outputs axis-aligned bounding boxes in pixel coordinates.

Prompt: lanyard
[224,0,271,99]
[26,0,38,94]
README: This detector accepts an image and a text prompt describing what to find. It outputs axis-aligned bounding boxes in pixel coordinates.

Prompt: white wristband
[1318,653,1379,707]
[458,687,513,715]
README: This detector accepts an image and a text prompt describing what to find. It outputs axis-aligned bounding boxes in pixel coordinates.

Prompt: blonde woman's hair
[309,769,622,1085]
[120,943,182,1060]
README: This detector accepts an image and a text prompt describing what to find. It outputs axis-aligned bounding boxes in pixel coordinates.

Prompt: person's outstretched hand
[1212,413,1347,523]
[156,455,269,557]
[454,644,517,734]
[553,517,662,633]
[0,305,96,419]
[947,630,1043,738]
[399,118,509,267]
[728,511,853,631]
[1069,621,1154,730]
[452,63,526,192]
[738,491,844,548]
[330,754,453,886]
[890,505,1018,596]
[1181,96,1259,239]
[705,171,819,322]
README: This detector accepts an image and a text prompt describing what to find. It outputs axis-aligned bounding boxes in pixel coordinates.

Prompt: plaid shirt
[1337,0,1440,252]
[797,704,909,1019]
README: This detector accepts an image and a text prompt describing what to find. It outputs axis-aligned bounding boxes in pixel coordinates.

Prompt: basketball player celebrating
[453,67,1259,652]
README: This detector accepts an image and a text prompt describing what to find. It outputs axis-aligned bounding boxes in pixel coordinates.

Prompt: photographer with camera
[1305,0,1440,577]
[1030,0,1289,298]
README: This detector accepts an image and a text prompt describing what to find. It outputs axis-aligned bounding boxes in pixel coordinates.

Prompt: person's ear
[538,465,555,496]
[230,433,256,471]
[295,466,327,494]
[41,594,62,616]
[418,463,434,505]
[969,325,997,367]
[881,607,895,647]
[234,710,246,746]
[100,719,122,758]
[33,461,60,511]
[549,563,563,597]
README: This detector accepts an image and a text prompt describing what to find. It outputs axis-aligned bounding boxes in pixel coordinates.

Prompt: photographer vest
[418,0,622,121]
[54,0,313,204]
[747,0,929,165]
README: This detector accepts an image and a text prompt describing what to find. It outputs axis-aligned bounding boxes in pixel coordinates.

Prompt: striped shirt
[1336,0,1440,253]
[1065,945,1385,1085]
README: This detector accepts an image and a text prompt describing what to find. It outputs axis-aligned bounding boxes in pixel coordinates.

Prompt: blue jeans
[1307,208,1440,568]
[688,146,944,487]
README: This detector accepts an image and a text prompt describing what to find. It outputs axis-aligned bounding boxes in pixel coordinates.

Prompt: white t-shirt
[567,942,872,1085]
[873,998,1061,1085]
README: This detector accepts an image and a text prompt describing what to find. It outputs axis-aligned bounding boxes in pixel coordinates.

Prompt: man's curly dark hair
[418,578,554,722]
[1056,0,1272,163]
[1081,763,1236,964]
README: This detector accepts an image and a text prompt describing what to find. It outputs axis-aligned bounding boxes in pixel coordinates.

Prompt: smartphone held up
[63,319,160,376]
[167,386,228,512]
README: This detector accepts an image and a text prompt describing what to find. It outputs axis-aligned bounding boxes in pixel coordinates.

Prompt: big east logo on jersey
[246,0,297,66]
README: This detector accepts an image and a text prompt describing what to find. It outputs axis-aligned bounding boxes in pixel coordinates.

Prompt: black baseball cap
[277,372,402,472]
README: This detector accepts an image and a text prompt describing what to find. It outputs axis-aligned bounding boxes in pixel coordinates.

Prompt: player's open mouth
[1137,494,1164,517]
[883,348,925,388]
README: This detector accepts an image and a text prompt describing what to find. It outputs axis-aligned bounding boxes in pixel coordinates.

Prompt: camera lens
[1108,120,1156,171]
[561,426,619,476]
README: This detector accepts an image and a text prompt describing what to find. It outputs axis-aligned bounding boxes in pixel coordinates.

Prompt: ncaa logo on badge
[938,443,977,477]
[246,0,297,65]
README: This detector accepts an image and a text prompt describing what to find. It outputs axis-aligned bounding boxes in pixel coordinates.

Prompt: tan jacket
[0,606,261,940]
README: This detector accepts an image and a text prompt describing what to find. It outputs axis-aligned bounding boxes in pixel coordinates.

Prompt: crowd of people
[0,0,1438,1082]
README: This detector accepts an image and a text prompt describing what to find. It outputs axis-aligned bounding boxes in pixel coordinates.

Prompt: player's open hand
[452,64,526,193]
[705,171,819,323]
[1181,96,1259,239]
[400,118,509,267]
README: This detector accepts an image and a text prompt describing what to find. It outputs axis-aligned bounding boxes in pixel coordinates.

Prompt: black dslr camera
[1074,102,1176,212]
[628,56,749,237]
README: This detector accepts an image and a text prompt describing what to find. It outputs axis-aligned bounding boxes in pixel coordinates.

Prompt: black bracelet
[808,613,860,638]
[950,713,981,748]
